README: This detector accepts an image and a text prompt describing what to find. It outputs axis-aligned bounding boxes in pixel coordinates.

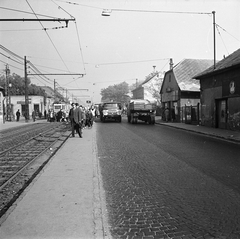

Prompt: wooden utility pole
[24,56,29,121]
[5,64,11,121]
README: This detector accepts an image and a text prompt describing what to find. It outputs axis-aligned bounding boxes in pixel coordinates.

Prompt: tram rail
[0,122,71,218]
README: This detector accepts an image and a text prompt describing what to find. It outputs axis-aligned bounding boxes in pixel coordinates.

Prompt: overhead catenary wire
[0,6,61,19]
[216,23,240,43]
[93,58,170,67]
[51,0,86,75]
[25,0,73,75]
[216,25,229,56]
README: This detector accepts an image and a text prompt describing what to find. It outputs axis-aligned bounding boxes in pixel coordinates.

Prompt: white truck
[127,99,156,124]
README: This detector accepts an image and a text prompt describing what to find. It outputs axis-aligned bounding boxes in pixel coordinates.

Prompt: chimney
[169,58,173,70]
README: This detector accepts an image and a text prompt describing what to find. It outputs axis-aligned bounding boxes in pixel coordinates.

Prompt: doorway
[216,99,227,129]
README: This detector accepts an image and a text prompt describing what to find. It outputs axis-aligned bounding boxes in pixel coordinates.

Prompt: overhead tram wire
[216,25,229,55]
[0,6,60,19]
[74,21,86,75]
[50,0,86,76]
[216,23,240,43]
[93,58,170,67]
[25,0,74,76]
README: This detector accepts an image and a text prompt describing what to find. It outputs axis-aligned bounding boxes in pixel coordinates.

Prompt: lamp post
[102,9,216,69]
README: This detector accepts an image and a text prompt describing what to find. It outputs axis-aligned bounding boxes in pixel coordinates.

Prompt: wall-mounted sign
[17,101,31,104]
[229,81,235,94]
[222,78,239,97]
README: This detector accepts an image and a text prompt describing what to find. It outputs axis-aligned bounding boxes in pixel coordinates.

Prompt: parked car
[100,102,122,122]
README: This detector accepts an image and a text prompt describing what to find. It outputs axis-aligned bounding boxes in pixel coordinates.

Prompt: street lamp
[101,9,216,69]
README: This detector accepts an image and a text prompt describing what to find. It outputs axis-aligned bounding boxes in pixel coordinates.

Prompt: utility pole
[54,79,56,103]
[24,56,29,122]
[5,64,11,121]
[212,11,216,69]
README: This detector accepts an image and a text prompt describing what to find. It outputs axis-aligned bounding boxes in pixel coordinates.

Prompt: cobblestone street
[96,120,240,239]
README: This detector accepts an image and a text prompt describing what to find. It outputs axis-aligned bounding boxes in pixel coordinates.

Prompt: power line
[0,52,24,65]
[0,60,23,71]
[25,0,72,74]
[216,23,240,43]
[0,6,60,19]
[93,58,170,67]
[54,0,103,9]
[216,25,229,55]
[74,21,86,75]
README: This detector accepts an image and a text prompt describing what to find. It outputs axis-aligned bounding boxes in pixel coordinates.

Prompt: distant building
[0,86,5,123]
[132,72,163,104]
[160,59,214,122]
[194,48,240,131]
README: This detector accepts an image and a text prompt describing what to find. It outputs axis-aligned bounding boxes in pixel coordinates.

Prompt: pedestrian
[16,109,20,122]
[164,107,169,122]
[68,103,75,126]
[90,106,96,123]
[71,103,83,138]
[32,110,36,122]
[57,109,63,122]
[85,109,93,128]
[49,110,55,122]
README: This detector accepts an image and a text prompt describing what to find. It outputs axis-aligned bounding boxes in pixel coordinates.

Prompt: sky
[1,0,240,104]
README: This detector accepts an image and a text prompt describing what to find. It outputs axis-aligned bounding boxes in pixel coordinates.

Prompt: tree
[144,75,163,105]
[100,81,129,103]
[0,73,46,96]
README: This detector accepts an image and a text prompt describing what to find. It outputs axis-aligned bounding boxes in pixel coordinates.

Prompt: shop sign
[17,100,31,104]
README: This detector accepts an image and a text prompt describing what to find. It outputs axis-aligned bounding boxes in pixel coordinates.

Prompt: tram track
[0,122,71,218]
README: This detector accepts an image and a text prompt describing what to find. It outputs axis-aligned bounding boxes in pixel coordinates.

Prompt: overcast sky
[1,0,240,103]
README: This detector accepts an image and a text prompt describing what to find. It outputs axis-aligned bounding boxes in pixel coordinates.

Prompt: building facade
[195,48,240,131]
[132,72,163,104]
[160,59,214,122]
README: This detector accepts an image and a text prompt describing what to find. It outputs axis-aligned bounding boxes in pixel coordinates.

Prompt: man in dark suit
[72,103,83,138]
[68,103,75,126]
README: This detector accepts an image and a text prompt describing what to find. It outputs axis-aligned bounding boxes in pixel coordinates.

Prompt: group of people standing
[68,103,96,138]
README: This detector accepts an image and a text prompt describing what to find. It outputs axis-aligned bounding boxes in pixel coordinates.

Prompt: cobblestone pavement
[96,120,240,239]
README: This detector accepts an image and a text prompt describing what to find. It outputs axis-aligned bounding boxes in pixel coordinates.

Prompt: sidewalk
[0,118,45,130]
[155,117,240,144]
[0,124,106,239]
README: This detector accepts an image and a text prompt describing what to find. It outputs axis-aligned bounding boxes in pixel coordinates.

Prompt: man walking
[16,109,20,121]
[72,103,83,138]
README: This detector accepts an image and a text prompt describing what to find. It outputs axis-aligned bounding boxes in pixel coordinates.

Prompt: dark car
[100,102,122,122]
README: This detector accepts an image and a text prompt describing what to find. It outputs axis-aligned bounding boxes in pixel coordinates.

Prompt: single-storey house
[194,48,240,131]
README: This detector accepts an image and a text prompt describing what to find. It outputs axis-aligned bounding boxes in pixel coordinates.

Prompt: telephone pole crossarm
[0,18,76,27]
[27,73,85,76]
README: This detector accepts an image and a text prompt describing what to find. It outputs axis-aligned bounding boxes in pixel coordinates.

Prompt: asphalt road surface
[96,118,240,239]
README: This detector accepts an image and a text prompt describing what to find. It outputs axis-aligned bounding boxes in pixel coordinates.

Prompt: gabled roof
[141,72,159,86]
[132,72,159,92]
[194,48,240,79]
[173,59,214,91]
[174,58,214,83]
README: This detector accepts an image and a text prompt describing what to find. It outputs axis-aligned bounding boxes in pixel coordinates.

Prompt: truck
[127,99,156,124]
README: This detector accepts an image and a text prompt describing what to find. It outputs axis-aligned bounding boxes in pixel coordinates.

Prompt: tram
[53,103,70,114]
